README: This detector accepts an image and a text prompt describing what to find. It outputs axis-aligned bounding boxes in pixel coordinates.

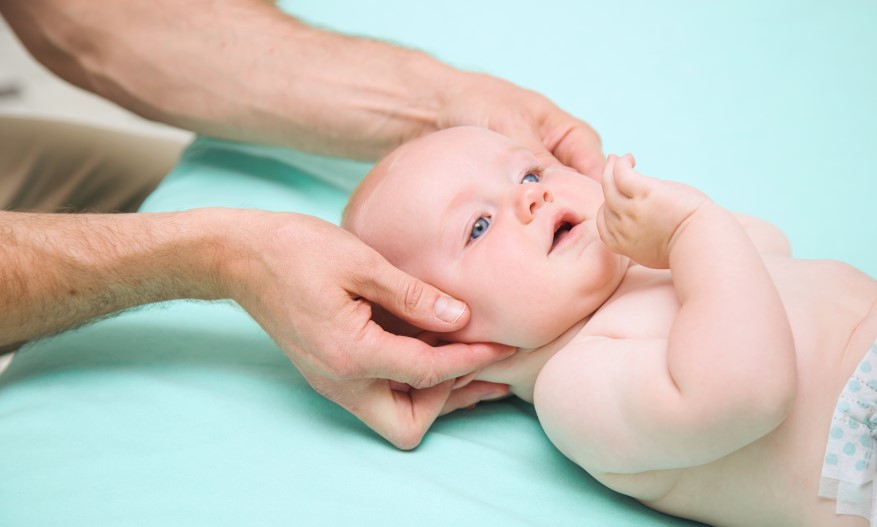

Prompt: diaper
[819,340,877,524]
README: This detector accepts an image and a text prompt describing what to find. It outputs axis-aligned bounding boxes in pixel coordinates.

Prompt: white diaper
[819,340,877,524]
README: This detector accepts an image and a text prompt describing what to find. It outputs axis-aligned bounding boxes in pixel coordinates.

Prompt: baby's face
[346,127,628,348]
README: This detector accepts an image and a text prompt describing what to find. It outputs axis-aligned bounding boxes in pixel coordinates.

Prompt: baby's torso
[581,257,877,527]
[476,256,877,526]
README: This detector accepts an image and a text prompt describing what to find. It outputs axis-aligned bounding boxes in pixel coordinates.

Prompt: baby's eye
[521,172,541,184]
[469,216,490,242]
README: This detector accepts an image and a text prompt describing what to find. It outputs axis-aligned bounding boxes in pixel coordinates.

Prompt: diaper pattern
[819,340,877,524]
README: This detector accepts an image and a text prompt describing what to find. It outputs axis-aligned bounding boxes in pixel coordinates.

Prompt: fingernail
[434,296,466,324]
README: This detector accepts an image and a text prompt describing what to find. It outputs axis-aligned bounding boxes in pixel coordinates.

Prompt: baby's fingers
[596,203,613,245]
[602,153,640,200]
[601,154,625,206]
[609,154,640,197]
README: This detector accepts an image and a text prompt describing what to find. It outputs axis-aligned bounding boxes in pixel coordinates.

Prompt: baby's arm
[535,156,797,474]
[733,212,792,256]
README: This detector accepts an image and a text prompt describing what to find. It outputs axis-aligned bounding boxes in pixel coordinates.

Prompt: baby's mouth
[550,221,574,253]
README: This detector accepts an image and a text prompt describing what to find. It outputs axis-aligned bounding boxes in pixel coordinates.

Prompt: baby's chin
[446,317,567,350]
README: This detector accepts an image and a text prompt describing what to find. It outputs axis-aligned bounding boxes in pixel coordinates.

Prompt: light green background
[289,0,877,277]
[1,2,875,526]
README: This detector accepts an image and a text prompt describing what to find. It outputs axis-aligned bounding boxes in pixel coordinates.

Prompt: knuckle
[324,344,362,381]
[347,251,384,292]
[390,425,426,451]
[307,378,336,400]
[401,279,428,314]
[408,369,444,390]
[396,434,424,451]
[320,301,385,382]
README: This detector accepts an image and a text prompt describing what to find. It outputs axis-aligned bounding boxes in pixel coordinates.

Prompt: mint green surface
[2,2,875,526]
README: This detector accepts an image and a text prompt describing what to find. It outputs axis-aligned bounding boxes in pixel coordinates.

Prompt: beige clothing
[0,115,186,357]
[0,115,184,212]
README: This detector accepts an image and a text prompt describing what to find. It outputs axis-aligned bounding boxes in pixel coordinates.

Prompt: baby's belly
[647,259,877,526]
[648,371,870,527]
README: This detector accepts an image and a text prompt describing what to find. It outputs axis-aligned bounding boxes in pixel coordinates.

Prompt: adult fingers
[439,381,510,416]
[501,96,604,178]
[353,379,456,450]
[357,380,510,449]
[353,254,471,332]
[357,324,514,389]
[499,124,563,170]
[547,121,606,181]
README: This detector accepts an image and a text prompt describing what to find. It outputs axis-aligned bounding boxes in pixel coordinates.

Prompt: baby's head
[344,127,628,348]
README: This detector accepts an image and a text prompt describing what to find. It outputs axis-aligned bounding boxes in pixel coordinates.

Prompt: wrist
[82,208,232,305]
[667,201,727,253]
[179,207,252,303]
[202,207,289,307]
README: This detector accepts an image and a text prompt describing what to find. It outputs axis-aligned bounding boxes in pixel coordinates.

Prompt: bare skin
[0,208,512,449]
[481,257,877,527]
[0,0,603,171]
[344,127,877,526]
[0,0,605,448]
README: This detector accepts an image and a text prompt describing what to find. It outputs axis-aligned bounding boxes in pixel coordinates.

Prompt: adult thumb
[358,258,471,333]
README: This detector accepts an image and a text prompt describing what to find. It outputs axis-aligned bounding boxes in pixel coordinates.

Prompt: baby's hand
[597,154,709,269]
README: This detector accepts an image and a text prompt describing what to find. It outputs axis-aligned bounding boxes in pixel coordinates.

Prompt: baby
[342,126,877,527]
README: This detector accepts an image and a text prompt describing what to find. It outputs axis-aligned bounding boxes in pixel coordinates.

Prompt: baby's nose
[515,183,553,223]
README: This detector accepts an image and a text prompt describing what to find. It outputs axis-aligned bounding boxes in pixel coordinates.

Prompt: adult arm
[0,0,588,445]
[0,208,511,448]
[0,0,603,176]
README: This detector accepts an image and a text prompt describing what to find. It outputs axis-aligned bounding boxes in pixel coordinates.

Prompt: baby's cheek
[492,307,565,350]
[443,319,499,345]
[452,299,524,347]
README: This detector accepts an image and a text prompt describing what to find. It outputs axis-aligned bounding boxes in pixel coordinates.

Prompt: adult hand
[0,1,590,168]
[3,0,603,178]
[0,206,508,450]
[221,210,513,449]
[437,72,605,180]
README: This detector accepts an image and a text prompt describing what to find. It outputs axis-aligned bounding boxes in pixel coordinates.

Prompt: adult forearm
[0,0,454,160]
[0,209,225,346]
